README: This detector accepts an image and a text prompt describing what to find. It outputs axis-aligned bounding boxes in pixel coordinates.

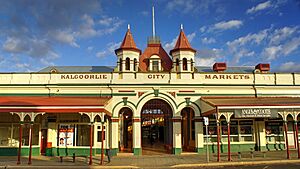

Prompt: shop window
[204,118,254,143]
[239,120,254,142]
[221,120,239,142]
[76,124,90,146]
[265,121,284,143]
[125,58,130,70]
[0,123,39,147]
[183,58,187,71]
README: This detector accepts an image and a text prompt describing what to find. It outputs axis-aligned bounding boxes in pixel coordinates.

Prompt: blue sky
[0,0,300,72]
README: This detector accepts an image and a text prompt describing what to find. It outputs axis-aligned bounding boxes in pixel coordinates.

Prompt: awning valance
[0,96,111,115]
[201,97,300,116]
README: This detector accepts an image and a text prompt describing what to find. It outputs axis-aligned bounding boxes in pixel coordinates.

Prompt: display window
[204,118,254,143]
[265,121,284,143]
[0,123,39,147]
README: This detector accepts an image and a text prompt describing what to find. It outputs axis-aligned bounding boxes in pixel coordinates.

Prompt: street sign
[204,117,209,126]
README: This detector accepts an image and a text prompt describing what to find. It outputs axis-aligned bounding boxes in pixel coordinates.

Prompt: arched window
[125,57,130,70]
[183,58,187,71]
[119,58,123,71]
[134,58,137,71]
[176,58,179,72]
[190,59,194,71]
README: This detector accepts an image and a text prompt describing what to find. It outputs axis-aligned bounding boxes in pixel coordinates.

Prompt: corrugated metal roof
[39,66,257,73]
[195,66,255,73]
[39,66,115,73]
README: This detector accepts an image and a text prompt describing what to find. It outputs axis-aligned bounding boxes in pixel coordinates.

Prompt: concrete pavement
[1,150,300,168]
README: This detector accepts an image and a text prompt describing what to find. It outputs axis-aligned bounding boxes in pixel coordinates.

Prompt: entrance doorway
[40,129,48,155]
[181,107,195,152]
[141,99,173,155]
[119,107,133,152]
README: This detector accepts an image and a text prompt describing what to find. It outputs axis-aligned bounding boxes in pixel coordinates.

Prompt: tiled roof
[38,66,114,73]
[170,30,196,54]
[115,28,141,54]
[139,43,172,72]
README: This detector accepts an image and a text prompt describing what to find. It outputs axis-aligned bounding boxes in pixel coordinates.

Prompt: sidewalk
[1,150,300,169]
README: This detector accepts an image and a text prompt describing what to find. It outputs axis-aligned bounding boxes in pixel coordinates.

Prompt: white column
[132,118,141,155]
[257,121,266,151]
[173,117,182,155]
[195,120,204,152]
[110,118,119,154]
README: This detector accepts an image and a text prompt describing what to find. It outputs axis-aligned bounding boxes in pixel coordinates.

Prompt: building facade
[0,27,300,162]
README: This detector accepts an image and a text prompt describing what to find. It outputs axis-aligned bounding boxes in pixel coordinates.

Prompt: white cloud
[226,26,300,64]
[96,51,106,58]
[278,62,300,72]
[50,30,79,48]
[269,26,298,45]
[87,46,94,52]
[164,37,177,53]
[195,48,224,66]
[3,37,29,53]
[246,1,272,14]
[262,45,282,60]
[199,26,206,33]
[187,32,196,42]
[201,37,216,44]
[212,20,243,31]
[96,42,121,58]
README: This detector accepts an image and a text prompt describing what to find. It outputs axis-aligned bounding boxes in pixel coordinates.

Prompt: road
[176,163,300,169]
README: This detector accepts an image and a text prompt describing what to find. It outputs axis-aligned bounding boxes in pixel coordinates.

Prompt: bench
[60,153,88,163]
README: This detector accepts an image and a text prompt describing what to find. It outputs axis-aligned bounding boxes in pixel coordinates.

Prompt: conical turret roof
[170,29,196,55]
[115,27,141,54]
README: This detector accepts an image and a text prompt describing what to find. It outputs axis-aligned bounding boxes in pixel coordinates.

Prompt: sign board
[59,124,74,146]
[234,108,278,118]
[203,117,209,126]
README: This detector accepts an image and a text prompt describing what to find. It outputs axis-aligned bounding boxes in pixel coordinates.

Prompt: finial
[152,6,156,37]
[180,24,183,30]
[127,24,130,30]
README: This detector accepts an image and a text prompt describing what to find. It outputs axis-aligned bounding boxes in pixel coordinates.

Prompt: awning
[201,97,300,117]
[0,96,111,115]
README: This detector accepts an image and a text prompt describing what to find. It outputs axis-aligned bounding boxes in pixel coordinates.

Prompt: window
[0,123,40,147]
[134,58,137,71]
[119,58,122,71]
[76,124,90,146]
[183,58,187,70]
[125,58,130,70]
[190,59,194,71]
[152,61,159,72]
[176,59,179,71]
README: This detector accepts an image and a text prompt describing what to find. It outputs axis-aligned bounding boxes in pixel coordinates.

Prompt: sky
[0,0,300,72]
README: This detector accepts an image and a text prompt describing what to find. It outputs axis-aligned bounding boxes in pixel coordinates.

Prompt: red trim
[89,124,93,165]
[111,118,119,122]
[0,108,111,115]
[284,122,290,159]
[133,118,141,122]
[179,90,195,93]
[295,122,300,159]
[17,124,22,165]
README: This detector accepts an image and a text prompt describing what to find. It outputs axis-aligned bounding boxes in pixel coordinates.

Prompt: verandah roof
[0,96,111,115]
[201,97,300,116]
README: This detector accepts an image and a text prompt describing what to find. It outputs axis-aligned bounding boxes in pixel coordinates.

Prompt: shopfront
[201,97,300,161]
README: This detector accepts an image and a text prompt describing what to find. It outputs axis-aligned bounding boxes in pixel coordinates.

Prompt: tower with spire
[170,25,196,73]
[115,24,141,72]
[139,6,172,72]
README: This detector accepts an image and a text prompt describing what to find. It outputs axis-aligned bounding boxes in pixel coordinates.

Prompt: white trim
[219,106,300,109]
[0,106,105,109]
